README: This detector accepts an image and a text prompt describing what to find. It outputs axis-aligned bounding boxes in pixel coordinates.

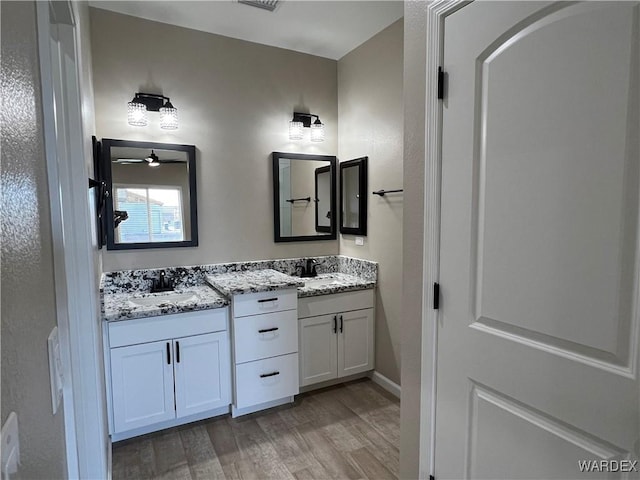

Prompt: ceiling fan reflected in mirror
[114,149,184,168]
[146,150,160,167]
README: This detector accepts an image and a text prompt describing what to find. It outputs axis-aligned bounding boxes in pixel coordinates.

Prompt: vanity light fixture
[289,112,325,142]
[127,92,178,129]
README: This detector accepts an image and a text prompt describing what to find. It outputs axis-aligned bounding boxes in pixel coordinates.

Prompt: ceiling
[88,1,404,60]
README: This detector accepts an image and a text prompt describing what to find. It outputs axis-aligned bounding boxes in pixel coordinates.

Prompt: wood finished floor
[112,379,400,480]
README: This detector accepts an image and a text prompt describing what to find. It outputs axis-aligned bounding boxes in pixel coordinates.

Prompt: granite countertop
[206,269,304,296]
[102,260,377,322]
[103,285,228,322]
[206,269,375,298]
[296,272,376,298]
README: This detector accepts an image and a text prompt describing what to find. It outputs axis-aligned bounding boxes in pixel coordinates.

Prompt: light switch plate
[47,326,63,414]
[355,237,364,246]
[1,412,19,479]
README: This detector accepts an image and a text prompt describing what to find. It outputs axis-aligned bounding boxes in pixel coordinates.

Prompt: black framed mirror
[102,138,198,250]
[91,136,107,249]
[340,156,368,236]
[272,152,337,242]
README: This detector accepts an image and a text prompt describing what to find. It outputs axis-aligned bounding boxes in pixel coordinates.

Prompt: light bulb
[289,120,304,140]
[159,103,178,130]
[127,102,147,126]
[310,121,325,142]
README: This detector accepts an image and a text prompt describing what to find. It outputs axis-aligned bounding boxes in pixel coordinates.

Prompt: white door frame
[419,1,470,479]
[36,1,109,478]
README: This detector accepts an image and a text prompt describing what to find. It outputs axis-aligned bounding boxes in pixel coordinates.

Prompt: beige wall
[338,20,404,385]
[90,9,339,271]
[400,2,428,479]
[0,2,68,478]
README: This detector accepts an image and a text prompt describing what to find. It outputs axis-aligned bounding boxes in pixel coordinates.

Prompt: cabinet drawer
[234,353,298,409]
[298,289,374,319]
[233,310,298,364]
[108,308,228,348]
[233,289,297,318]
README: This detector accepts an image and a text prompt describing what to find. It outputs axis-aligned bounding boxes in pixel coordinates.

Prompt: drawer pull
[260,371,280,378]
[258,327,279,334]
[257,297,279,303]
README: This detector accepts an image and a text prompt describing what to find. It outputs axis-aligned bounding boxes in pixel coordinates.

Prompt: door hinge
[437,67,445,100]
[433,283,440,310]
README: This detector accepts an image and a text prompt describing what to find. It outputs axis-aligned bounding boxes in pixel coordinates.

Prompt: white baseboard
[369,371,401,399]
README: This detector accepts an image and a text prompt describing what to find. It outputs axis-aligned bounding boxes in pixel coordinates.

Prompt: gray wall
[1,2,68,478]
[338,20,404,385]
[400,2,428,479]
[90,9,340,271]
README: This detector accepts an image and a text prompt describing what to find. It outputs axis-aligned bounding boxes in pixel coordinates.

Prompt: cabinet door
[110,341,175,433]
[337,308,374,378]
[174,331,231,418]
[299,314,338,386]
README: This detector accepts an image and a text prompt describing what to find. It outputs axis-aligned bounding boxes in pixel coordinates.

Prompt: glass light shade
[148,161,160,168]
[289,120,304,140]
[127,102,147,126]
[159,106,179,130]
[310,122,325,142]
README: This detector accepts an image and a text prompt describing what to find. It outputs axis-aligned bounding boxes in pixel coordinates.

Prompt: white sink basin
[128,293,197,307]
[303,277,340,288]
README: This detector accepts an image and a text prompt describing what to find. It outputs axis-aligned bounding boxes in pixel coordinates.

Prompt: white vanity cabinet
[105,308,231,439]
[230,289,299,416]
[298,289,375,387]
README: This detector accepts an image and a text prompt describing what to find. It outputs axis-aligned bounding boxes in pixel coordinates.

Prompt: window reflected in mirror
[113,186,185,243]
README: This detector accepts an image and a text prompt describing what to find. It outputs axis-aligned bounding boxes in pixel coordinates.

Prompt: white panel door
[110,341,175,433]
[174,332,231,418]
[337,308,374,377]
[437,2,640,479]
[299,314,338,386]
